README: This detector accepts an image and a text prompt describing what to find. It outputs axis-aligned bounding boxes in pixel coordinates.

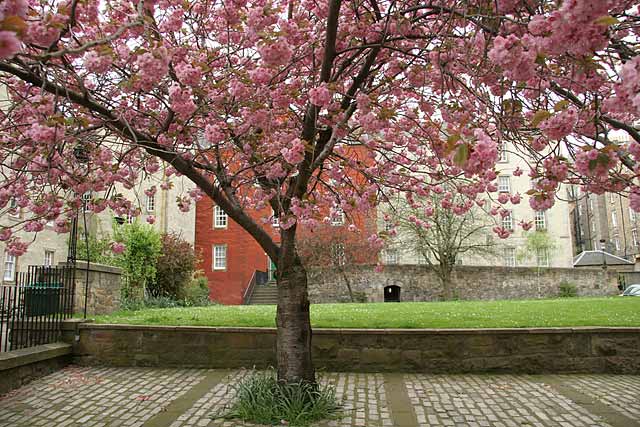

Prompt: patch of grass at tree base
[214,370,341,426]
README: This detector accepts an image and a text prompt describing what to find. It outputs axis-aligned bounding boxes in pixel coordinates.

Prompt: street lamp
[600,238,608,290]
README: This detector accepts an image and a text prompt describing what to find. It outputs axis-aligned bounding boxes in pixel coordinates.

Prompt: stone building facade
[380,141,575,268]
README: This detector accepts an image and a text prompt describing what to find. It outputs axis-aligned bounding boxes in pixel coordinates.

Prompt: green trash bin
[24,282,62,316]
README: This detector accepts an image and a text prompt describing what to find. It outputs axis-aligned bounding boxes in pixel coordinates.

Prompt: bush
[148,233,198,299]
[558,280,578,298]
[216,370,340,426]
[183,275,211,306]
[114,223,162,302]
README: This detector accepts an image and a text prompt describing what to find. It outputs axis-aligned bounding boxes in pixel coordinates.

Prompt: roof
[573,250,634,267]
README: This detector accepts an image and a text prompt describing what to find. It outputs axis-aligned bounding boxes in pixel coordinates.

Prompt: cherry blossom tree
[0,0,638,384]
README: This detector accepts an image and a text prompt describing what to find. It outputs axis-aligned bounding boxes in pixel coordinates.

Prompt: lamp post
[600,238,607,290]
[67,144,90,318]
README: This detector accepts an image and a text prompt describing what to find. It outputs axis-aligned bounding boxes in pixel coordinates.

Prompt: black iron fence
[0,265,75,352]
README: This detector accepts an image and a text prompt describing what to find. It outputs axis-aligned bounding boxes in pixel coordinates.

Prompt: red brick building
[195,146,379,304]
[194,199,377,304]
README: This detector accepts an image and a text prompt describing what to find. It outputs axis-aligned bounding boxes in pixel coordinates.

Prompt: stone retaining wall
[0,343,72,395]
[308,265,618,303]
[63,321,640,374]
[59,261,123,315]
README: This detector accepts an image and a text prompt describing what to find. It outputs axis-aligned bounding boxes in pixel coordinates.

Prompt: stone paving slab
[0,367,639,427]
[551,375,640,423]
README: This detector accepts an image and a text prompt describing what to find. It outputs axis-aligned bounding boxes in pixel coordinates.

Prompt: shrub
[216,370,340,426]
[114,223,162,302]
[183,275,211,306]
[558,280,578,298]
[148,233,198,299]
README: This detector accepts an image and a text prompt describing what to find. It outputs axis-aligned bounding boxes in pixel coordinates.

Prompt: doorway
[384,285,401,302]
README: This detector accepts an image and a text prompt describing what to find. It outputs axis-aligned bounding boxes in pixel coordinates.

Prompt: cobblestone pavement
[552,375,640,422]
[0,367,638,427]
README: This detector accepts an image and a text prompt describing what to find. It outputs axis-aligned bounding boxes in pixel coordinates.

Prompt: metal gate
[0,265,75,352]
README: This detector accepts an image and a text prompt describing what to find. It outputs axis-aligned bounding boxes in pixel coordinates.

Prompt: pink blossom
[83,51,113,74]
[492,226,510,239]
[111,242,125,254]
[510,193,521,204]
[169,85,197,119]
[513,167,523,177]
[539,108,578,140]
[281,138,306,165]
[0,228,12,241]
[175,62,202,86]
[0,31,21,59]
[309,85,332,107]
[249,68,272,85]
[259,39,293,67]
[520,220,533,231]
[497,193,510,204]
[146,215,155,224]
[1,0,28,19]
[135,48,170,90]
[6,239,28,256]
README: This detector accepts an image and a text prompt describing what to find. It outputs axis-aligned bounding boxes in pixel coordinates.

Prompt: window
[588,197,594,212]
[534,211,546,231]
[502,210,514,231]
[633,229,638,247]
[383,249,399,265]
[498,144,508,162]
[614,237,621,251]
[578,204,583,217]
[611,211,618,228]
[331,243,346,266]
[591,221,596,233]
[214,205,227,228]
[503,247,516,267]
[213,245,227,270]
[146,194,155,212]
[3,254,16,282]
[630,207,636,222]
[127,214,135,224]
[384,220,394,232]
[8,198,19,218]
[536,248,549,267]
[498,176,511,193]
[331,208,345,226]
[610,193,616,204]
[82,192,92,213]
[271,210,279,227]
[44,250,54,267]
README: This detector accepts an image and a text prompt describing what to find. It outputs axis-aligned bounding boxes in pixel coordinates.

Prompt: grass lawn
[91,297,640,329]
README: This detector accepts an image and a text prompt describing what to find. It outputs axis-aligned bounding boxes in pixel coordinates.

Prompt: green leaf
[531,110,551,127]
[594,15,619,26]
[453,143,469,166]
[554,100,571,112]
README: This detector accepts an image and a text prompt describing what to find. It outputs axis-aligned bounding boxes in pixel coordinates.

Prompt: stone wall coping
[73,322,640,335]
[311,264,616,275]
[57,261,122,275]
[0,342,72,371]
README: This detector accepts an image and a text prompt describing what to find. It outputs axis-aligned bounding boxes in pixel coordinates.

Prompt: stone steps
[247,284,278,305]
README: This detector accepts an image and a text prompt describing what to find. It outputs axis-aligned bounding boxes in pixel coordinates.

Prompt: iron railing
[241,270,269,305]
[0,265,75,352]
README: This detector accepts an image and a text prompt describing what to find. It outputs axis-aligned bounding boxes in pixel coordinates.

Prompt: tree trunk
[339,268,355,302]
[275,259,316,384]
[439,266,454,300]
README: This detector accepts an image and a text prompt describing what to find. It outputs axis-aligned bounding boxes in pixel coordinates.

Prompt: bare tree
[388,193,498,300]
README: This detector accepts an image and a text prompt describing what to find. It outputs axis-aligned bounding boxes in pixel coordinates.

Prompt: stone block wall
[307,265,618,303]
[63,321,640,374]
[59,261,123,315]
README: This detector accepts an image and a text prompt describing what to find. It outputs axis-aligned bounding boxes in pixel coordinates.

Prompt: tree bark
[275,259,316,384]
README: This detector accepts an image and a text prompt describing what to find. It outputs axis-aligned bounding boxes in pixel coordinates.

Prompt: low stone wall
[60,261,122,315]
[308,265,618,303]
[63,321,640,374]
[0,343,72,395]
